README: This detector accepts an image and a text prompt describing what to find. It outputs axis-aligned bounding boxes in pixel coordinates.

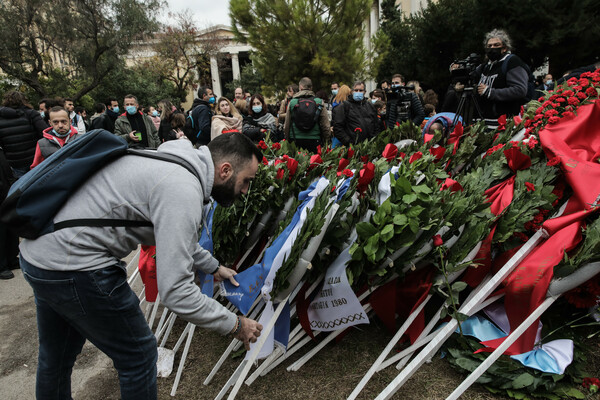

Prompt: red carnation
[347,148,355,159]
[525,182,535,192]
[546,156,561,166]
[586,86,597,97]
[361,155,369,163]
[513,115,522,125]
[257,140,268,150]
[526,137,538,149]
[341,169,354,177]
[582,377,600,392]
[262,156,268,165]
[576,91,587,100]
[514,232,529,242]
[548,116,560,124]
[432,234,443,247]
[398,152,406,159]
[271,142,281,150]
[409,151,423,164]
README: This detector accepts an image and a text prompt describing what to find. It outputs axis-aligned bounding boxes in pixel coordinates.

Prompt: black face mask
[485,47,503,62]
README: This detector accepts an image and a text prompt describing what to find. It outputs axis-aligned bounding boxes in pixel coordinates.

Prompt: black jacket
[188,98,212,145]
[90,113,115,133]
[333,98,380,146]
[386,91,425,127]
[158,110,181,143]
[0,107,45,168]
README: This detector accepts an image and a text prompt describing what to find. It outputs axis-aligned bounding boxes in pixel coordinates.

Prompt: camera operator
[386,74,425,128]
[475,29,528,127]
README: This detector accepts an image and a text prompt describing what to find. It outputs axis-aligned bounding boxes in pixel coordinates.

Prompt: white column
[210,55,222,98]
[231,53,241,81]
[370,2,378,38]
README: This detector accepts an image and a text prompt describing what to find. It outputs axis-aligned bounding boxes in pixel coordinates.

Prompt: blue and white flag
[221,177,330,314]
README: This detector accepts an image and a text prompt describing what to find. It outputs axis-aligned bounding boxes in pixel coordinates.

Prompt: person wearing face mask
[30,107,79,169]
[147,106,161,130]
[242,94,278,142]
[187,86,215,146]
[332,81,381,146]
[104,97,120,129]
[114,94,160,149]
[475,29,529,126]
[90,103,115,133]
[386,73,425,128]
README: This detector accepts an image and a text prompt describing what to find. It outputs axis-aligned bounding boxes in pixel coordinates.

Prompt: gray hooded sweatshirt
[20,139,236,335]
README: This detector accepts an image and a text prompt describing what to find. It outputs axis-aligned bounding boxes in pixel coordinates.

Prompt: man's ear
[217,162,233,182]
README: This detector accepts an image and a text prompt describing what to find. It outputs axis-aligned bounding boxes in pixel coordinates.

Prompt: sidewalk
[0,251,139,399]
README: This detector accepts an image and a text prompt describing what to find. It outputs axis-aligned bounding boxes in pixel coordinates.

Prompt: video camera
[451,53,481,87]
[384,84,416,101]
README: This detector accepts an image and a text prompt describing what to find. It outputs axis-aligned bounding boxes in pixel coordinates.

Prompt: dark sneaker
[0,270,14,280]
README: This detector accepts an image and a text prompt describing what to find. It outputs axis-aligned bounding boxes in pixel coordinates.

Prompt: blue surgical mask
[392,84,401,89]
[40,111,45,119]
[52,128,68,138]
[252,105,263,114]
[371,99,377,104]
[126,106,137,115]
[353,92,364,101]
[332,89,338,95]
[112,106,119,113]
[209,96,216,104]
[546,80,552,85]
[152,110,158,117]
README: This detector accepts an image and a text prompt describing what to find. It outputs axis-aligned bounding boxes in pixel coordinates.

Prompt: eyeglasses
[353,88,365,92]
[486,42,503,48]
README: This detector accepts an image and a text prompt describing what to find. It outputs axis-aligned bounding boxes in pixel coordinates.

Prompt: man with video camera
[385,74,425,128]
[475,29,529,127]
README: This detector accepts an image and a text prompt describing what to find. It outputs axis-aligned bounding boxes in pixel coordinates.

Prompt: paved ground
[0,251,140,400]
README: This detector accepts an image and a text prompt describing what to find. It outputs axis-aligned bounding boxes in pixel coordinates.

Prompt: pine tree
[229,0,373,94]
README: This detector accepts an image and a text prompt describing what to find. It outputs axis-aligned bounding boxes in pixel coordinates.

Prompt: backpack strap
[53,149,201,232]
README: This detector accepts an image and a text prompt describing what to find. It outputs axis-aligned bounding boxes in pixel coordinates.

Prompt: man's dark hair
[198,86,212,98]
[124,94,138,103]
[48,106,67,117]
[331,82,339,87]
[286,84,299,93]
[299,77,312,90]
[64,97,74,103]
[38,98,52,107]
[353,81,365,89]
[379,79,390,88]
[105,97,118,106]
[208,132,262,170]
[74,106,85,114]
[94,103,106,113]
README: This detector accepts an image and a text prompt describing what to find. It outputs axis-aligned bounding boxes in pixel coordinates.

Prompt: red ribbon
[357,162,375,194]
[338,157,350,172]
[138,245,158,302]
[448,122,463,155]
[440,178,463,193]
[429,145,446,162]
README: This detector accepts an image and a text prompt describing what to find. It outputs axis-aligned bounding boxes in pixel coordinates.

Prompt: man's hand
[129,131,140,141]
[213,265,239,286]
[233,316,263,350]
[477,83,488,96]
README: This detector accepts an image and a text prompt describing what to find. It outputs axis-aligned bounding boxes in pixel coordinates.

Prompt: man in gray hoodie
[19,132,263,399]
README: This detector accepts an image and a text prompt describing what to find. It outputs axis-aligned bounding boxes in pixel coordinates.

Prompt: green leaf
[455,357,480,372]
[560,388,585,399]
[407,205,425,217]
[403,193,418,204]
[356,222,378,238]
[393,214,408,226]
[451,281,468,292]
[512,373,535,389]
[413,184,432,194]
[381,224,394,242]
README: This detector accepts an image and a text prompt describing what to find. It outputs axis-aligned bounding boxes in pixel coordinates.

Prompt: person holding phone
[114,94,160,149]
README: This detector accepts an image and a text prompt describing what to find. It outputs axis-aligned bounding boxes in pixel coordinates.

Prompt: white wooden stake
[170,324,196,396]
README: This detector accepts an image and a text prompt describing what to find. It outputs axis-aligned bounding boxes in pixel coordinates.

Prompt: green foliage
[225,62,266,98]
[375,0,600,95]
[229,0,372,93]
[0,0,160,100]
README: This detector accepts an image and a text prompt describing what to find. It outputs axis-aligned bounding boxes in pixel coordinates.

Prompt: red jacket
[30,126,78,169]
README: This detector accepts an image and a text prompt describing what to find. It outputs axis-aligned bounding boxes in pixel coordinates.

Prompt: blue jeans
[21,257,158,400]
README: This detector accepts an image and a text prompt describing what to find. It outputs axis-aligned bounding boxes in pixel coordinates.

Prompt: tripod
[453,86,484,127]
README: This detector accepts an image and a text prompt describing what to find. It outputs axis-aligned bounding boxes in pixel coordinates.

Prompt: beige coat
[210,115,243,140]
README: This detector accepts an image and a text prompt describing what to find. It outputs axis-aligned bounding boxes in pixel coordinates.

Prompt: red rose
[408,151,423,164]
[286,158,299,176]
[271,142,281,150]
[525,182,535,192]
[546,156,561,166]
[257,140,268,150]
[432,234,443,247]
[275,168,285,180]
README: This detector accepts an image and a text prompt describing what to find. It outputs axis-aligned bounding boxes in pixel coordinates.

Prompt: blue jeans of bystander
[20,257,158,400]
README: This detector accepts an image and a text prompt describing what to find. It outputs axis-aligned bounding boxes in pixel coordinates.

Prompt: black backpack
[501,54,537,102]
[292,97,323,132]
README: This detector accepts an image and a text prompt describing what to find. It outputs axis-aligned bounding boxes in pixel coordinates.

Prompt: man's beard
[211,176,238,207]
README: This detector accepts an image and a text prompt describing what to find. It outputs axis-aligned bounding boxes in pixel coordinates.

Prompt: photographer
[386,74,425,128]
[475,29,528,126]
